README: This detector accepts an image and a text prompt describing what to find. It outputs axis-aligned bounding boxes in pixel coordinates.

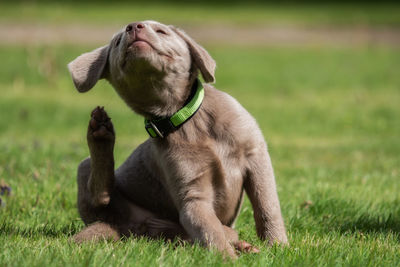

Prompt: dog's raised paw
[88,106,115,142]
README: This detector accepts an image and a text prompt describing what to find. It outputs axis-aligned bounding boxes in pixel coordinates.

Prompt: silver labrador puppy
[68,20,288,258]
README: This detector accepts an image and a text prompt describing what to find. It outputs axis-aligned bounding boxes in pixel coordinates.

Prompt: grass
[1,2,400,27]
[1,2,400,266]
[1,44,399,266]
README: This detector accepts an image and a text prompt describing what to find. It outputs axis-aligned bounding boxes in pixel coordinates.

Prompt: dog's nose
[126,23,145,33]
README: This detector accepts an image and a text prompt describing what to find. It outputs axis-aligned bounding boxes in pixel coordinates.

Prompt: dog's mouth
[126,38,173,60]
[128,38,151,48]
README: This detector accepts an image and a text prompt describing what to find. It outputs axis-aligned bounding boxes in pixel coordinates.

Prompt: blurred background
[0,0,399,265]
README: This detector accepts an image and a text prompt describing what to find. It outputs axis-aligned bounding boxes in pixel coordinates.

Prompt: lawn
[1,2,400,27]
[0,2,399,266]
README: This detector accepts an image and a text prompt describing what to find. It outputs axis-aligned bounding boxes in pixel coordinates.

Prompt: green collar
[144,79,204,138]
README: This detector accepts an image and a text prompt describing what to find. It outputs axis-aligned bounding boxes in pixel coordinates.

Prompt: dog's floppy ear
[68,45,109,92]
[171,26,216,83]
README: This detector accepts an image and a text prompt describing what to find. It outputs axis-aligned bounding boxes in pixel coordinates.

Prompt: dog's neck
[111,70,198,120]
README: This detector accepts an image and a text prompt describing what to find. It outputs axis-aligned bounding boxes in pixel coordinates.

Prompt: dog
[68,20,288,258]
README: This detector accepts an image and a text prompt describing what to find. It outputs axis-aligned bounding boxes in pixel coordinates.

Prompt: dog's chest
[214,139,246,177]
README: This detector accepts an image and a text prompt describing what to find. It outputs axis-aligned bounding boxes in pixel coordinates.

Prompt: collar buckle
[145,121,164,138]
[144,79,204,138]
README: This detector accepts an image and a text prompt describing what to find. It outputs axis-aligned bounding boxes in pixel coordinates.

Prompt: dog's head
[68,20,215,115]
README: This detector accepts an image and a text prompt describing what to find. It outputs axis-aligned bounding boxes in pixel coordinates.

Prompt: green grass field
[1,2,399,266]
[2,2,400,26]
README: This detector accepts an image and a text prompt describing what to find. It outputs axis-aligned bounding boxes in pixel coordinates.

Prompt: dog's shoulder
[203,84,260,134]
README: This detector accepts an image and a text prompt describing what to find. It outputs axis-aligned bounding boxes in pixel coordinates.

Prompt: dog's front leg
[180,201,237,259]
[244,145,288,246]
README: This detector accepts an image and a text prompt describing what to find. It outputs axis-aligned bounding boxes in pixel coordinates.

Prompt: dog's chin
[123,51,164,76]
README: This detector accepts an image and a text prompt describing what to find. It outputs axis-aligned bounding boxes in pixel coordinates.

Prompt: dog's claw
[234,240,260,254]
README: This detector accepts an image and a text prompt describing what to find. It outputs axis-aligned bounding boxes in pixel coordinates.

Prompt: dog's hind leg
[74,107,124,243]
[74,154,124,243]
[75,107,185,242]
[76,106,118,225]
[244,144,288,246]
[72,222,120,243]
[76,157,114,226]
[76,156,185,242]
[85,106,116,207]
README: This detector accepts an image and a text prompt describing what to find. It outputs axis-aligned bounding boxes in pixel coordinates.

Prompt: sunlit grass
[1,2,400,27]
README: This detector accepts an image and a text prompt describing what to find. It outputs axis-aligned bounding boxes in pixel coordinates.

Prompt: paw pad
[88,106,115,140]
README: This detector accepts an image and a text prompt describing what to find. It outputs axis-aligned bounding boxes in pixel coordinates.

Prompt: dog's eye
[156,29,167,35]
[115,36,122,47]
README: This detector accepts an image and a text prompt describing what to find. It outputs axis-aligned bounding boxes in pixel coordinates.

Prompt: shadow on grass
[0,221,81,238]
[294,198,400,238]
[338,210,400,235]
